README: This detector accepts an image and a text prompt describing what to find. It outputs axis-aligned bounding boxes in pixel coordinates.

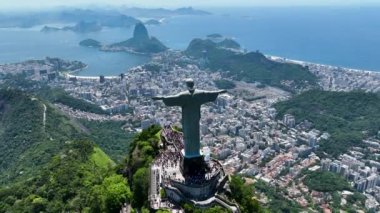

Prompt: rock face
[108,22,167,54]
[133,22,149,40]
[218,39,241,49]
[80,22,167,54]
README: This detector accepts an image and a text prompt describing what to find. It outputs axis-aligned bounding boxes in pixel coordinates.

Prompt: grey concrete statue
[153,79,227,159]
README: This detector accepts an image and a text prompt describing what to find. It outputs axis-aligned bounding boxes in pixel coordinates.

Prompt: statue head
[185,78,195,93]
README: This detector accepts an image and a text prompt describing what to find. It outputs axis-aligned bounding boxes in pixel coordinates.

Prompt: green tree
[31,196,48,213]
[103,175,132,212]
[229,176,263,213]
[304,171,351,192]
[132,168,149,208]
[89,174,132,213]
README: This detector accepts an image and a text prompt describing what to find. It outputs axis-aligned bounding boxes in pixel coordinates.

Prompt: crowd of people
[184,162,221,185]
[159,125,223,186]
[162,125,185,151]
[149,127,221,189]
[154,144,183,186]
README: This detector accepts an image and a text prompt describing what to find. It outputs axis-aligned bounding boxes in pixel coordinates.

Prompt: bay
[0,6,380,76]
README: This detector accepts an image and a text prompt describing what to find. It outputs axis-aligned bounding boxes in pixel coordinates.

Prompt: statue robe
[161,89,220,158]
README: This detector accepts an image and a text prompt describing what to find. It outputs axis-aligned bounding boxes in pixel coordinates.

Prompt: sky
[0,0,378,11]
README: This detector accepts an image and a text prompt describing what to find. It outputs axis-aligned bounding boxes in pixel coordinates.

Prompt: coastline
[2,53,380,93]
[267,55,380,92]
[64,64,89,75]
[266,55,380,74]
[100,46,152,56]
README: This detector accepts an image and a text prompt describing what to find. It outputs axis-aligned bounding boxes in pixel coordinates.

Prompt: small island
[40,26,61,32]
[79,39,102,48]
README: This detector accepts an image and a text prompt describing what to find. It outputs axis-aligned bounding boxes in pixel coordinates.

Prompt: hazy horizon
[1,0,380,12]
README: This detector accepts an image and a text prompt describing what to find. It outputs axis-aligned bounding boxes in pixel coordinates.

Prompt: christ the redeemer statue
[153,79,226,159]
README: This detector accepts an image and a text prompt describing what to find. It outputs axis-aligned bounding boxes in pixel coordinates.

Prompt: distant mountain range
[41,21,102,33]
[0,7,210,29]
[120,6,211,18]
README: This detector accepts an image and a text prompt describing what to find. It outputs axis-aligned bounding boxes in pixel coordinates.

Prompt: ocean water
[0,27,150,76]
[151,7,380,71]
[0,6,380,75]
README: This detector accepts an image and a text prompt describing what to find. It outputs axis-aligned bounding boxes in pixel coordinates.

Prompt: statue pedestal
[181,156,208,176]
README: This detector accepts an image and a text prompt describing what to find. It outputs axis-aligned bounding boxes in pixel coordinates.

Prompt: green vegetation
[0,140,131,212]
[0,89,135,212]
[91,147,115,168]
[331,191,341,210]
[0,89,83,185]
[125,125,161,175]
[346,192,366,206]
[274,90,380,157]
[91,174,132,212]
[214,79,236,89]
[229,176,264,213]
[132,168,149,208]
[80,120,134,162]
[254,180,302,212]
[303,171,351,192]
[185,38,317,91]
[183,204,230,213]
[1,75,107,115]
[1,72,45,90]
[123,125,161,209]
[218,39,241,49]
[39,87,107,114]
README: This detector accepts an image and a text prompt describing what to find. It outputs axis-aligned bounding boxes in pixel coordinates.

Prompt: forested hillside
[0,89,133,212]
[0,89,83,185]
[186,38,317,91]
[0,140,131,212]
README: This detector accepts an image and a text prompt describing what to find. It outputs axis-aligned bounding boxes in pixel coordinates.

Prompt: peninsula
[185,36,317,92]
[80,22,167,54]
[41,21,102,33]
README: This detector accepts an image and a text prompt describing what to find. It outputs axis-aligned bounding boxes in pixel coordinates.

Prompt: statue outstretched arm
[152,94,183,106]
[197,89,228,104]
[152,96,164,100]
[217,90,228,94]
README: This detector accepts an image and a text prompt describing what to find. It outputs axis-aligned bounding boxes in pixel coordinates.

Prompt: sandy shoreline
[266,55,380,92]
[267,55,379,74]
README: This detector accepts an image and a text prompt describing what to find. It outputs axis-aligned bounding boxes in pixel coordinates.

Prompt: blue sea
[0,6,380,76]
